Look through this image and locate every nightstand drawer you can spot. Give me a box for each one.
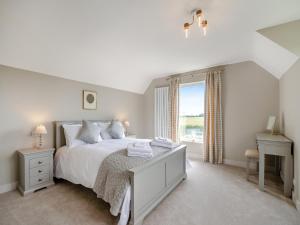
[30,174,49,187]
[29,156,50,168]
[30,165,49,177]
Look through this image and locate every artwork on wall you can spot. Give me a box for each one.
[83,90,97,110]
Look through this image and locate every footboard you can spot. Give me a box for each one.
[129,145,187,225]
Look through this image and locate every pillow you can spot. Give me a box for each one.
[78,120,102,144]
[98,121,113,140]
[110,120,125,139]
[92,122,103,142]
[63,124,85,148]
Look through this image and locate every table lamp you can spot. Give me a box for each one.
[34,124,47,148]
[123,120,130,136]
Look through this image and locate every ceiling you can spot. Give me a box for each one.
[0,0,300,94]
[258,20,300,57]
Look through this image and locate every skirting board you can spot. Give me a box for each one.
[0,182,17,194]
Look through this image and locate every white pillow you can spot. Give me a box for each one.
[63,124,85,148]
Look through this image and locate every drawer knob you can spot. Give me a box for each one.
[38,161,42,164]
[38,170,42,173]
[38,178,43,182]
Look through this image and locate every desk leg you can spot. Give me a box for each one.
[259,151,265,191]
[283,155,292,197]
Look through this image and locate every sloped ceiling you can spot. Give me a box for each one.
[0,0,299,94]
[250,32,298,79]
[258,20,300,57]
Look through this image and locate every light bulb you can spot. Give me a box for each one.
[201,20,208,36]
[184,23,190,39]
[198,16,202,27]
[203,27,207,36]
[196,10,203,27]
[185,28,189,38]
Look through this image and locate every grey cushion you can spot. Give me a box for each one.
[110,120,125,139]
[98,121,113,140]
[78,120,101,144]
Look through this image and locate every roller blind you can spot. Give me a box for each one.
[154,86,169,138]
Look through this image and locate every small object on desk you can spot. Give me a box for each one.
[17,147,55,196]
[266,115,276,134]
[256,133,293,197]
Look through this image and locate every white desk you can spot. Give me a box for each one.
[256,133,293,197]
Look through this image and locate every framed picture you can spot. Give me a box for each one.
[83,90,97,110]
[266,116,276,134]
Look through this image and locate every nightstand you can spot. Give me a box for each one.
[17,147,55,195]
[126,134,136,138]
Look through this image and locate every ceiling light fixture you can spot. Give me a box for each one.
[183,9,208,38]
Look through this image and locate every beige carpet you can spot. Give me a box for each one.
[1,160,300,225]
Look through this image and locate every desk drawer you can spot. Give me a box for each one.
[29,156,49,168]
[30,165,49,177]
[30,174,49,187]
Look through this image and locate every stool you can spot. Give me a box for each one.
[245,149,259,180]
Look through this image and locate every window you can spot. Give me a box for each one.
[179,81,205,143]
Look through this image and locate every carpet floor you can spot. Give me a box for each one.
[0,160,299,225]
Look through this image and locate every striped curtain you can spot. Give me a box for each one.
[154,86,169,138]
[170,77,180,142]
[204,71,224,164]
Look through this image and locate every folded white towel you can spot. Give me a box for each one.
[151,141,180,149]
[128,142,152,152]
[127,142,153,158]
[154,137,173,144]
[127,152,153,158]
[133,142,148,148]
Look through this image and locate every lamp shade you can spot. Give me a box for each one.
[34,124,47,135]
[123,120,130,128]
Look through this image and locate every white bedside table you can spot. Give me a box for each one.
[17,147,55,195]
[126,134,136,138]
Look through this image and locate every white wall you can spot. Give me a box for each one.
[0,65,144,190]
[279,59,300,209]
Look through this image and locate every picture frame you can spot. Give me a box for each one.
[83,90,97,110]
[266,115,276,134]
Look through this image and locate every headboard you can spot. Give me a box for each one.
[55,120,111,149]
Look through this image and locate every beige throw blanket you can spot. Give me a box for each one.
[93,147,168,216]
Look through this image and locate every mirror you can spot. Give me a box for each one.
[266,116,276,134]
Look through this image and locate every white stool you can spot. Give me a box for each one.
[245,149,259,180]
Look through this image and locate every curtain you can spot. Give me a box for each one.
[169,77,180,142]
[154,86,169,138]
[204,71,224,164]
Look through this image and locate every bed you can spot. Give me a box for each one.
[54,120,187,225]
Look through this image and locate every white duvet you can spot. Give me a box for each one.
[54,138,150,225]
[54,138,149,188]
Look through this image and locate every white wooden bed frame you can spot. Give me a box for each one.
[55,121,187,225]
